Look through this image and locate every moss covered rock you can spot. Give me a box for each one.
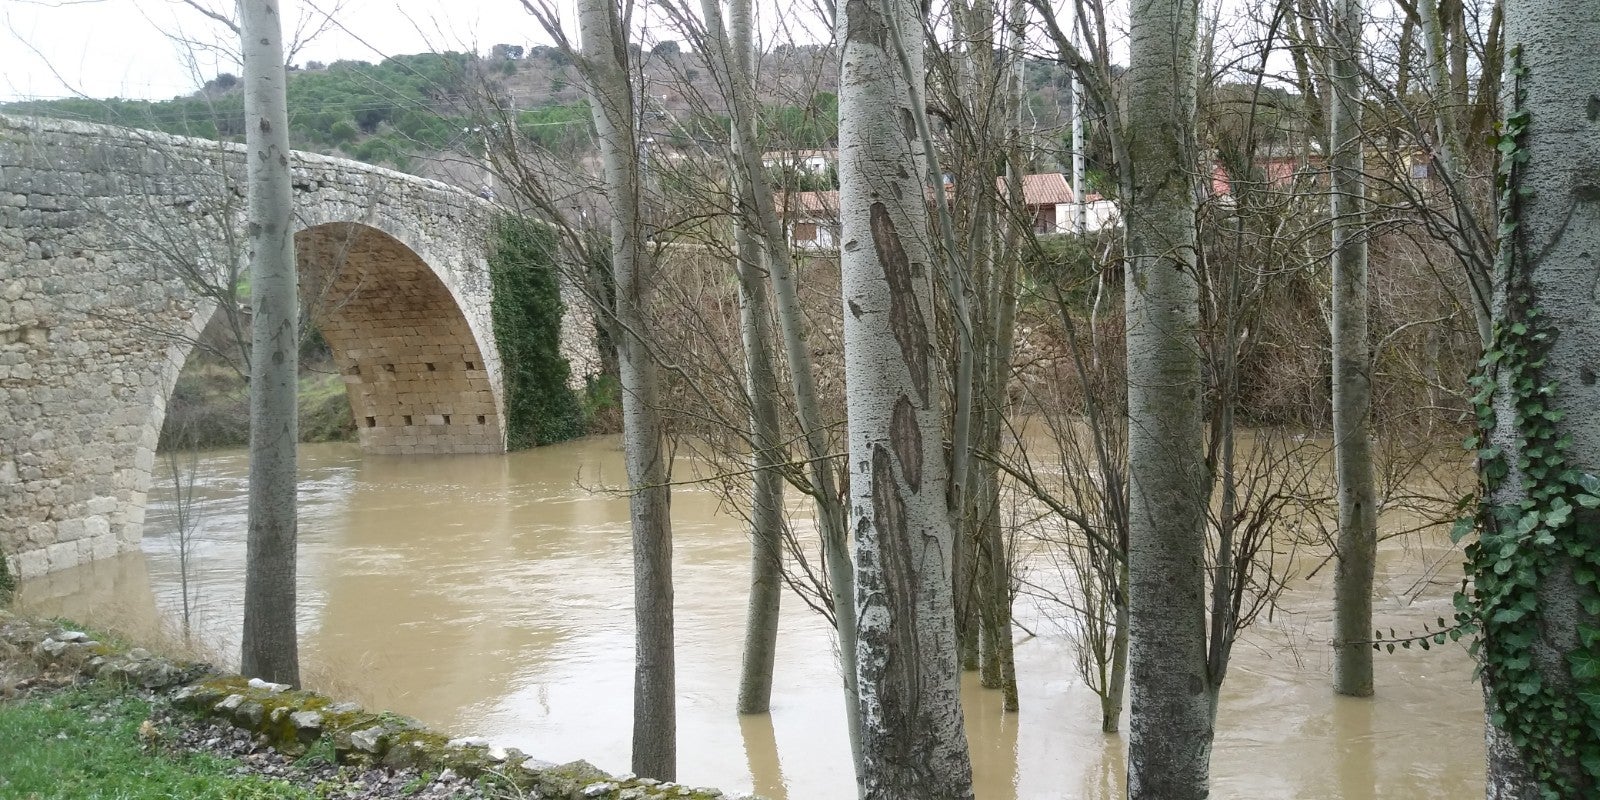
[2,613,747,800]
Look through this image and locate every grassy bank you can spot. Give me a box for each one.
[0,614,737,800]
[159,363,356,451]
[0,680,314,799]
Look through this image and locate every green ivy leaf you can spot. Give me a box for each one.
[1492,606,1527,625]
[1545,500,1572,528]
[1517,512,1541,536]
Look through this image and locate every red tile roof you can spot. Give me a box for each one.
[776,190,839,216]
[1010,172,1076,206]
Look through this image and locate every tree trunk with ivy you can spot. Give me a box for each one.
[238,0,301,688]
[1470,6,1600,798]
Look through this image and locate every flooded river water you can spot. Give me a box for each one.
[18,438,1485,798]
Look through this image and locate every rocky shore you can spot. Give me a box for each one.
[0,611,746,800]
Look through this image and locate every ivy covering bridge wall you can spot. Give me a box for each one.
[488,217,586,449]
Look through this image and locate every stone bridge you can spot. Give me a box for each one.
[1,114,591,579]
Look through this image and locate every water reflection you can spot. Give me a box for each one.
[741,712,789,800]
[1335,697,1377,800]
[19,438,1486,798]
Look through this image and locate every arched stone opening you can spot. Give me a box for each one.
[296,222,503,455]
[2,114,528,579]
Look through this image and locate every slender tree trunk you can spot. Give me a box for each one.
[764,198,863,776]
[1328,0,1376,699]
[1478,5,1600,796]
[1106,567,1129,733]
[735,214,786,714]
[721,0,785,717]
[577,0,676,778]
[949,0,981,679]
[839,0,974,792]
[976,478,1018,710]
[701,0,863,770]
[1418,0,1493,344]
[1123,0,1210,796]
[957,519,979,669]
[238,0,300,687]
[976,244,1020,711]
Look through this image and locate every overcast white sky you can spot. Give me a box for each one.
[0,0,573,102]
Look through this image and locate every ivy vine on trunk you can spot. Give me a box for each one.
[1457,38,1600,798]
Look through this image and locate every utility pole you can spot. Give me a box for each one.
[1069,13,1087,236]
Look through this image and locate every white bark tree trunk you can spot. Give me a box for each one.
[839,0,974,794]
[734,213,786,714]
[238,0,301,687]
[1418,0,1494,344]
[698,0,863,769]
[577,0,677,779]
[1123,0,1210,796]
[1328,0,1377,699]
[1479,3,1600,796]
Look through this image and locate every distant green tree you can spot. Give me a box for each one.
[763,92,837,148]
[518,102,593,155]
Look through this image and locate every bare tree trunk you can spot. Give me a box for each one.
[577,0,676,778]
[1477,4,1600,796]
[839,0,974,793]
[1418,0,1493,344]
[1328,0,1376,699]
[699,0,863,769]
[1107,566,1129,733]
[734,214,785,714]
[976,237,1020,711]
[1123,0,1210,796]
[238,0,300,687]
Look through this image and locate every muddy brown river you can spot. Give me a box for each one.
[18,438,1485,798]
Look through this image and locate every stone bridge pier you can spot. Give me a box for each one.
[1,115,594,579]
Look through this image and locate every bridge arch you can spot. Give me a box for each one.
[295,222,503,454]
[0,114,603,578]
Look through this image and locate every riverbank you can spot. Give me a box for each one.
[0,611,742,800]
[159,361,357,451]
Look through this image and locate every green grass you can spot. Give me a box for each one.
[0,681,315,799]
[160,364,355,451]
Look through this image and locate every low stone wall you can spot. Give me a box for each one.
[0,611,745,800]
